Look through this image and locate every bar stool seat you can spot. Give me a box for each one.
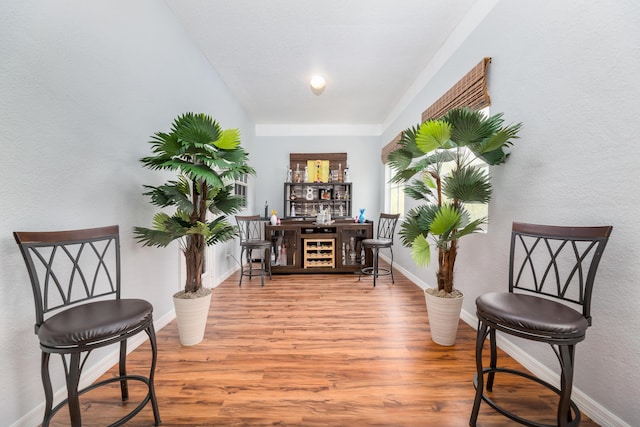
[470,222,612,427]
[236,215,272,286]
[38,299,153,348]
[359,213,399,287]
[14,225,161,427]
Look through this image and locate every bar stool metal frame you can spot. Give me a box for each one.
[470,222,612,427]
[359,213,400,287]
[13,225,161,427]
[236,215,272,286]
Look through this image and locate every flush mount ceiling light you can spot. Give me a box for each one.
[309,75,326,95]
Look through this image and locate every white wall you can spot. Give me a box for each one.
[381,1,640,425]
[0,1,252,425]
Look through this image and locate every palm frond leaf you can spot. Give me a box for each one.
[213,128,241,150]
[415,120,452,153]
[209,185,244,215]
[429,204,461,238]
[442,165,492,203]
[142,181,194,213]
[403,179,435,202]
[410,234,432,267]
[205,217,239,245]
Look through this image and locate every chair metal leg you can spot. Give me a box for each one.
[238,247,244,286]
[41,352,54,427]
[119,340,129,400]
[470,320,490,426]
[66,353,82,427]
[389,247,395,284]
[557,344,577,427]
[266,248,272,280]
[247,249,254,279]
[470,322,582,427]
[147,323,162,426]
[487,328,497,391]
[372,248,379,287]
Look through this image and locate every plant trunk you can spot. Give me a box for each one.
[184,234,205,293]
[436,240,457,294]
[183,178,208,294]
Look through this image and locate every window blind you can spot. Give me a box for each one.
[380,57,492,164]
[380,131,403,164]
[421,57,492,122]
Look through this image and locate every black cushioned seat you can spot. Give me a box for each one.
[470,222,612,427]
[476,292,589,339]
[38,299,153,348]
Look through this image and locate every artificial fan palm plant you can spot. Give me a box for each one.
[134,112,255,296]
[388,107,522,296]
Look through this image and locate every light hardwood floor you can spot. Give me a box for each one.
[50,264,599,426]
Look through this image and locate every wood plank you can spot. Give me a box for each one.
[48,265,599,426]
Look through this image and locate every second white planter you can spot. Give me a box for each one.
[173,290,212,346]
[424,289,464,346]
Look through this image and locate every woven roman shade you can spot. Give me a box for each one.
[380,131,403,164]
[380,57,492,164]
[421,57,492,122]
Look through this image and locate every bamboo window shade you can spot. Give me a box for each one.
[380,57,492,164]
[380,131,403,164]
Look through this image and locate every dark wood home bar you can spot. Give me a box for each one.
[265,152,374,274]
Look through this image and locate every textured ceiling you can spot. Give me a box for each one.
[165,0,478,126]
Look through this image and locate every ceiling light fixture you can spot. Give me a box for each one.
[309,75,326,95]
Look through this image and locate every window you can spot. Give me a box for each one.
[385,164,404,216]
[234,174,248,208]
[381,58,492,220]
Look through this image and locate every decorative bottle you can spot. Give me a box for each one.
[349,237,356,264]
[294,164,301,183]
[349,246,357,264]
[358,208,366,224]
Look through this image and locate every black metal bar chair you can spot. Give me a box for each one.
[359,213,400,287]
[13,225,161,427]
[470,222,612,427]
[236,215,272,286]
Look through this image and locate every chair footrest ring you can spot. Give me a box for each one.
[48,375,159,427]
[360,266,392,277]
[240,268,269,277]
[472,367,580,427]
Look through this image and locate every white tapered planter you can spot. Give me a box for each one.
[173,290,212,346]
[424,289,464,346]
